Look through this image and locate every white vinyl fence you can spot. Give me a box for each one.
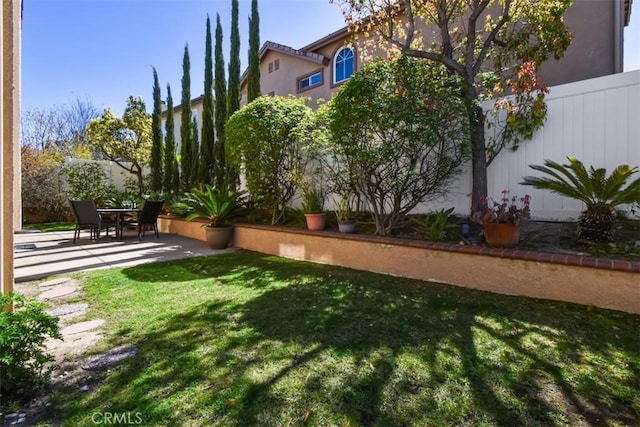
[418,70,640,221]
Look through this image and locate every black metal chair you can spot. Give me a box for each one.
[120,200,164,239]
[69,199,116,243]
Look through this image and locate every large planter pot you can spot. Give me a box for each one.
[484,222,520,248]
[304,213,326,231]
[337,220,357,234]
[205,226,233,249]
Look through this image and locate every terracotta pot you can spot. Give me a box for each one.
[337,220,357,234]
[205,226,233,249]
[304,213,326,231]
[483,222,520,248]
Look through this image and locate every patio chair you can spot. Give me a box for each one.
[69,199,116,243]
[120,200,164,239]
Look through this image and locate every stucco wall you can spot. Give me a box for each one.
[157,218,640,314]
[539,0,619,87]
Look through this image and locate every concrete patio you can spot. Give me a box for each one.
[14,228,237,283]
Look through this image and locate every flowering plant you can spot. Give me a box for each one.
[471,189,531,225]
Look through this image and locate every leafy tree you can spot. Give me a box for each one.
[333,0,572,213]
[20,146,68,223]
[226,96,314,224]
[62,161,117,207]
[227,0,241,118]
[180,45,195,192]
[163,84,179,195]
[325,56,470,235]
[214,14,228,191]
[150,67,164,193]
[87,96,152,195]
[522,157,640,243]
[199,16,216,186]
[247,0,261,102]
[21,98,99,156]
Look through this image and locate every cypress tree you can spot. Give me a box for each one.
[150,67,163,193]
[228,0,240,118]
[199,15,215,185]
[190,115,200,186]
[214,14,227,191]
[180,44,194,192]
[227,0,242,191]
[247,0,261,102]
[163,84,179,195]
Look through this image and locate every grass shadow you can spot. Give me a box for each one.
[44,251,639,425]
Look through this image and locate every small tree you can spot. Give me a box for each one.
[333,0,572,213]
[150,67,164,193]
[21,98,100,156]
[63,161,117,207]
[20,146,67,222]
[226,96,314,224]
[87,96,152,195]
[325,56,470,235]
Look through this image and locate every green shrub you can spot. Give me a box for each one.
[63,162,117,206]
[0,293,62,400]
[412,208,456,241]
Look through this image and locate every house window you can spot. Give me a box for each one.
[274,59,279,71]
[268,62,273,73]
[334,47,354,84]
[297,70,322,92]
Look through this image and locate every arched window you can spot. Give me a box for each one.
[333,47,354,84]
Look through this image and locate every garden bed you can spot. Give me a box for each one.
[158,216,640,314]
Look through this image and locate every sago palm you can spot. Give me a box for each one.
[521,157,640,242]
[181,184,246,227]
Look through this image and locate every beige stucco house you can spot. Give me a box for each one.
[238,0,632,108]
[165,0,632,149]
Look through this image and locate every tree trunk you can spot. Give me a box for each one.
[466,92,488,215]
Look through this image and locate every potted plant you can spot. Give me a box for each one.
[301,182,326,231]
[334,192,356,233]
[471,189,531,248]
[180,184,246,249]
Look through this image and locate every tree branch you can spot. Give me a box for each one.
[473,0,513,76]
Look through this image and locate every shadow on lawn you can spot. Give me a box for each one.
[233,275,639,425]
[58,253,639,425]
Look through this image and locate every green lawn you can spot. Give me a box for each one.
[22,222,75,232]
[45,251,639,426]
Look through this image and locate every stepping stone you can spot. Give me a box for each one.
[46,303,89,317]
[39,277,72,288]
[61,319,105,336]
[81,345,138,371]
[14,243,37,250]
[38,285,77,299]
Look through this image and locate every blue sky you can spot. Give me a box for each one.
[22,0,640,117]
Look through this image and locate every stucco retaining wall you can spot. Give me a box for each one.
[157,217,640,314]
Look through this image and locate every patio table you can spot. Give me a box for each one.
[97,208,142,240]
